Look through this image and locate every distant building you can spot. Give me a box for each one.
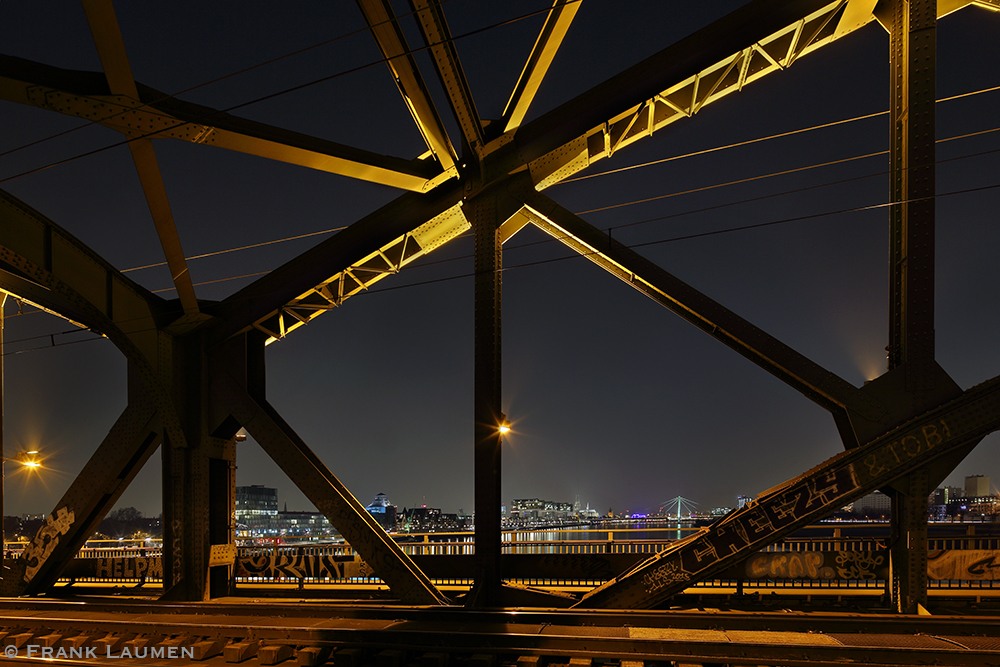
[234,485,336,539]
[736,495,752,509]
[966,475,991,498]
[234,486,278,536]
[401,506,469,532]
[510,498,573,522]
[365,492,397,531]
[852,491,891,517]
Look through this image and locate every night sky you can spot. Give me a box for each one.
[1,1,999,520]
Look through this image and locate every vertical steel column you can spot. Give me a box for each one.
[161,333,237,601]
[470,197,503,607]
[884,0,936,613]
[887,0,936,378]
[890,469,930,612]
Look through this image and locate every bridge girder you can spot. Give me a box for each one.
[0,0,997,608]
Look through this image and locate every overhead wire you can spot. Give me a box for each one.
[126,120,1000,282]
[0,0,471,160]
[0,0,579,185]
[555,84,1000,186]
[7,173,1000,357]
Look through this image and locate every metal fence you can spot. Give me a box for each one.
[27,524,1000,589]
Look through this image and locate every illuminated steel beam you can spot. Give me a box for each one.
[499,0,861,189]
[81,0,200,318]
[501,0,582,134]
[576,374,1000,608]
[208,185,465,345]
[217,364,449,606]
[503,0,995,189]
[356,0,458,173]
[0,56,446,193]
[411,0,485,153]
[3,378,161,595]
[517,191,887,434]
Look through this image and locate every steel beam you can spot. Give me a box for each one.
[501,0,582,134]
[517,191,886,438]
[467,196,504,608]
[207,185,464,345]
[1,371,161,595]
[491,0,863,189]
[0,56,447,193]
[356,0,458,173]
[576,373,1000,608]
[81,0,200,319]
[879,0,938,382]
[216,346,448,606]
[410,0,485,153]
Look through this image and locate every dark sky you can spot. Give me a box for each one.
[2,1,999,519]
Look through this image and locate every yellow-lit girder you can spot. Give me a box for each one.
[527,0,859,189]
[502,0,582,134]
[0,58,450,193]
[521,0,998,190]
[251,204,469,344]
[356,0,459,174]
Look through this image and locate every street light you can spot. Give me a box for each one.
[1,450,44,555]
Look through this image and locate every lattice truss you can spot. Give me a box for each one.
[1,0,999,607]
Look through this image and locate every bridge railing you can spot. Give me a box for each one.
[33,524,1000,588]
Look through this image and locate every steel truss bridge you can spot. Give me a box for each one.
[1,0,1000,619]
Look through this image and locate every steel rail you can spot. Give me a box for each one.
[0,602,997,666]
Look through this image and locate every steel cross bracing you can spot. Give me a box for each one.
[0,0,998,608]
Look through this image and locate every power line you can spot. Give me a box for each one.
[0,0,472,161]
[1,1,577,185]
[555,84,1000,186]
[9,177,999,357]
[134,123,1000,288]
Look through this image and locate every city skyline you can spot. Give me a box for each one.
[2,2,999,523]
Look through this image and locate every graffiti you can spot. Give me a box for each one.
[673,466,859,579]
[928,550,1000,580]
[23,507,75,582]
[642,560,687,594]
[834,552,885,580]
[236,553,369,580]
[968,555,1000,577]
[170,519,183,587]
[859,419,951,482]
[93,557,163,580]
[747,552,832,579]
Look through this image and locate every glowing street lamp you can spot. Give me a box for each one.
[0,450,44,552]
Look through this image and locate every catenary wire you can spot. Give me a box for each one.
[0,1,579,185]
[555,84,1000,185]
[7,177,1000,357]
[0,0,469,160]
[121,121,1000,275]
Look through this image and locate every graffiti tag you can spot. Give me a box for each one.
[23,507,75,582]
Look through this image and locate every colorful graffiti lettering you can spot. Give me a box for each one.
[834,551,885,580]
[23,507,75,582]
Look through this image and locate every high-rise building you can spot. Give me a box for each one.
[966,475,991,498]
[365,492,397,531]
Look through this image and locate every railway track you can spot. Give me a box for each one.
[0,598,998,666]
